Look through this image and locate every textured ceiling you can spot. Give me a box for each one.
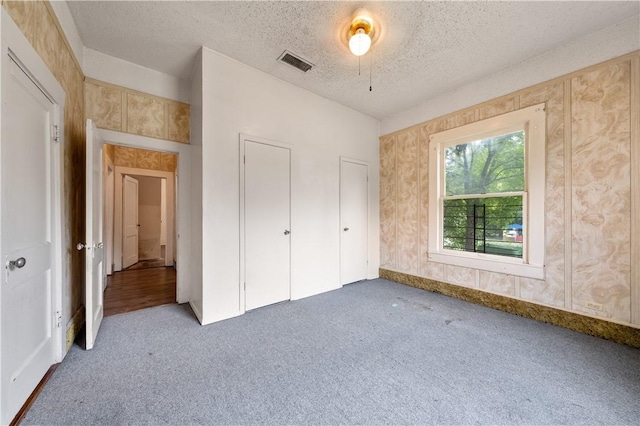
[67,1,639,119]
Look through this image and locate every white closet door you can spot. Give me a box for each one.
[244,140,291,311]
[340,159,368,285]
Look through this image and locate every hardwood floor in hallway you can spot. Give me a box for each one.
[104,267,176,317]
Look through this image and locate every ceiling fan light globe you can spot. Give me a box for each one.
[349,31,371,56]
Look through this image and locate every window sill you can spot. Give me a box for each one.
[428,252,545,280]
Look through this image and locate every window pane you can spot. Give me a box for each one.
[443,196,523,259]
[445,130,525,196]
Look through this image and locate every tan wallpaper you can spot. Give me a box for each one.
[380,52,640,328]
[85,78,190,144]
[396,128,419,274]
[110,145,177,173]
[4,0,86,326]
[570,63,631,322]
[380,135,397,269]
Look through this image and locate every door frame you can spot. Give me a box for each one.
[104,160,115,277]
[115,169,173,269]
[0,9,66,419]
[99,130,191,304]
[239,134,292,314]
[339,157,369,286]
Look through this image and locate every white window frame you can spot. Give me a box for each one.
[428,103,546,279]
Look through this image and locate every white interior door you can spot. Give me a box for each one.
[244,140,291,311]
[0,56,58,424]
[84,120,104,350]
[122,175,139,269]
[340,159,368,285]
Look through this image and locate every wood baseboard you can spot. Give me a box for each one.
[380,268,640,348]
[9,364,58,426]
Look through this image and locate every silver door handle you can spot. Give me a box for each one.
[8,257,26,269]
[344,227,349,231]
[284,230,290,235]
[77,243,91,250]
[95,242,104,249]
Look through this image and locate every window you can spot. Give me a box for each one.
[428,104,546,279]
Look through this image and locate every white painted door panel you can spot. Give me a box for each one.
[1,57,56,424]
[244,141,291,311]
[84,120,104,350]
[340,160,368,285]
[122,175,139,269]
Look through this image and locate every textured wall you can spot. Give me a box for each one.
[110,145,177,173]
[85,78,190,144]
[380,53,639,328]
[4,0,86,329]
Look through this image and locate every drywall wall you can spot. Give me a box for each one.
[381,15,640,135]
[379,52,639,329]
[84,47,190,103]
[189,49,203,321]
[196,47,380,324]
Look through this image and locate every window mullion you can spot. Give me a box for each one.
[443,191,524,201]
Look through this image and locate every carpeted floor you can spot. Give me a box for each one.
[23,279,640,425]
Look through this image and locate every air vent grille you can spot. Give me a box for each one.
[278,50,314,73]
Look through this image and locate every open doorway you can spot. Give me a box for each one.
[102,143,178,316]
[123,174,168,271]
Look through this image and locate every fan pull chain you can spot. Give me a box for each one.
[369,52,372,91]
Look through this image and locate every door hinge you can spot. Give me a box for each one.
[56,311,62,328]
[52,125,60,143]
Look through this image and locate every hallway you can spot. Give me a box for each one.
[104,267,176,316]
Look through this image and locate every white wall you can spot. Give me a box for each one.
[83,48,191,103]
[381,14,640,135]
[189,49,204,321]
[197,47,380,325]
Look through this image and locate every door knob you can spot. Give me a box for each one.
[8,257,26,269]
[284,230,290,236]
[95,242,104,249]
[77,243,91,250]
[344,227,349,231]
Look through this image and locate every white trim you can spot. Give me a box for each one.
[239,133,292,314]
[99,130,191,304]
[428,104,546,279]
[114,166,175,270]
[104,158,115,276]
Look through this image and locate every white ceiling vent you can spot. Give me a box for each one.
[277,50,314,73]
